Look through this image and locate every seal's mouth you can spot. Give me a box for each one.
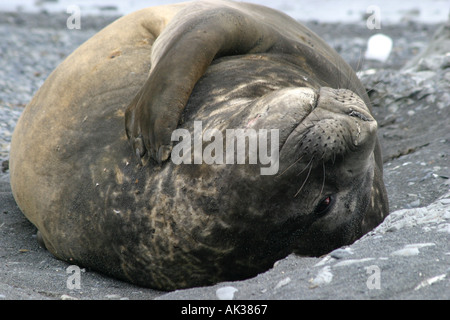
[278,87,377,169]
[283,87,374,141]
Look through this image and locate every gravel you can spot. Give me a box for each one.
[0,10,448,300]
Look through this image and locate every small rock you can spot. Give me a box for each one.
[409,199,421,208]
[414,274,446,291]
[314,255,335,267]
[391,247,420,256]
[405,243,436,249]
[365,34,393,62]
[274,277,291,290]
[334,258,375,267]
[329,247,354,259]
[391,243,435,256]
[216,286,238,300]
[310,266,333,286]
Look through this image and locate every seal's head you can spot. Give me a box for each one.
[226,85,388,257]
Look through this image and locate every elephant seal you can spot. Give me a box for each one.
[10,0,389,290]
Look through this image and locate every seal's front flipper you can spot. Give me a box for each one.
[124,1,281,164]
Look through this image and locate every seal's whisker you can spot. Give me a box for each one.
[319,161,326,197]
[277,126,313,177]
[354,48,364,74]
[294,156,314,198]
[296,155,315,177]
[346,49,365,90]
[319,149,327,163]
[278,154,305,177]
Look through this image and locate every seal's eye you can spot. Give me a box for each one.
[315,195,334,217]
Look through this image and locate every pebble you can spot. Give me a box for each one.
[215,286,238,300]
[274,277,291,290]
[409,199,421,208]
[414,274,447,291]
[334,258,375,267]
[310,266,333,286]
[105,294,122,299]
[391,247,420,256]
[329,247,354,259]
[314,255,335,267]
[391,243,436,256]
[364,33,393,62]
[60,294,78,300]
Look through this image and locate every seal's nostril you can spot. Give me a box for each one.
[348,109,371,121]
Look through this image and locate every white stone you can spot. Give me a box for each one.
[365,34,393,62]
[216,286,238,300]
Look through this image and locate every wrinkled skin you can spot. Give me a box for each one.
[10,0,389,290]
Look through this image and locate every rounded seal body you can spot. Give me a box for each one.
[10,1,388,290]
